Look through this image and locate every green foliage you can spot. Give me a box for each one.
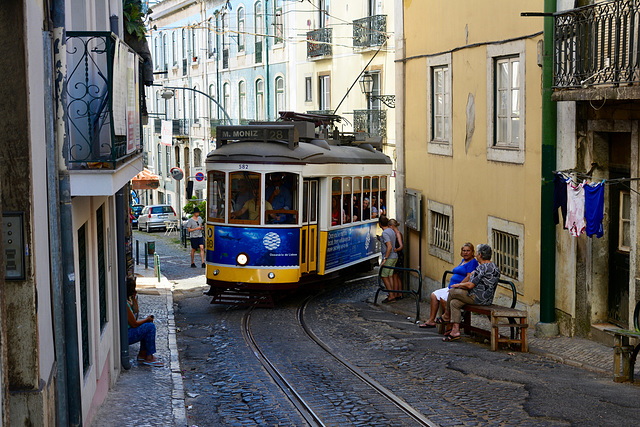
[123,0,147,41]
[183,197,207,217]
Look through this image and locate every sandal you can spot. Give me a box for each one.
[419,322,436,328]
[443,335,461,342]
[142,359,164,367]
[435,317,449,324]
[381,297,396,304]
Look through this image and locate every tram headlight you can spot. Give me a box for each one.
[268,272,275,279]
[213,269,219,276]
[236,253,249,266]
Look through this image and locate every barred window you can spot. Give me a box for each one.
[431,211,451,252]
[492,229,519,279]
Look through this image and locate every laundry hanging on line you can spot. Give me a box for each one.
[553,172,605,238]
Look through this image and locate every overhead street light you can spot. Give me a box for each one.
[154,85,233,123]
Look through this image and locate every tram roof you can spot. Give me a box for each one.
[205,139,392,165]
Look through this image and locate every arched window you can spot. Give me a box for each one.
[172,31,177,65]
[254,2,263,63]
[191,28,197,60]
[162,34,168,70]
[237,7,245,51]
[182,29,187,60]
[275,76,285,116]
[194,148,202,168]
[223,83,230,124]
[239,81,247,121]
[255,78,264,121]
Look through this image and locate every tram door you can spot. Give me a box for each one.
[301,179,319,274]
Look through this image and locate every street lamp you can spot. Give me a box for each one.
[358,73,396,108]
[156,85,233,123]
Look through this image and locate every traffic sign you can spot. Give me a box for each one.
[195,172,205,182]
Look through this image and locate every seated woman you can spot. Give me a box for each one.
[441,243,501,341]
[127,277,163,367]
[419,243,478,328]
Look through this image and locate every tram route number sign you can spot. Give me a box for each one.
[217,125,299,149]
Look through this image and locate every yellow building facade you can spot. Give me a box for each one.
[401,0,544,322]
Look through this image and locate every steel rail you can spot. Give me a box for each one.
[297,296,438,427]
[241,309,325,427]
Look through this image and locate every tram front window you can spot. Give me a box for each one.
[207,171,226,222]
[266,172,298,224]
[229,172,261,224]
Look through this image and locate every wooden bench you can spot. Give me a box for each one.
[605,328,640,382]
[440,270,528,352]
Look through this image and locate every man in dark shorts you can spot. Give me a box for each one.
[186,207,205,268]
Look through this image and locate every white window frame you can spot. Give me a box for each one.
[487,216,524,290]
[305,76,313,103]
[619,190,631,252]
[486,40,526,164]
[319,74,330,111]
[427,52,452,156]
[427,199,454,263]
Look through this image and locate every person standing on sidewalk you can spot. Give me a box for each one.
[187,207,205,268]
[379,215,399,302]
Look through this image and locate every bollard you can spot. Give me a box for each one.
[147,240,155,255]
[144,242,148,269]
[136,239,139,265]
[154,253,161,282]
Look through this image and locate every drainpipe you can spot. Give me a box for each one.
[265,0,270,120]
[538,0,559,336]
[52,0,83,424]
[116,188,131,370]
[44,29,69,427]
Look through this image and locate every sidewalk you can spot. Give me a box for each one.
[90,264,197,427]
[375,292,637,378]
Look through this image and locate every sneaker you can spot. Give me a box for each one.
[191,263,196,268]
[201,263,206,268]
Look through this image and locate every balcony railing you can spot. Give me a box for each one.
[307,28,332,58]
[554,0,640,88]
[172,119,191,137]
[353,15,387,48]
[65,32,142,169]
[353,109,387,140]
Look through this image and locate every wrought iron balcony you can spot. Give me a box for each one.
[353,15,387,48]
[65,32,142,169]
[554,0,640,89]
[307,28,332,58]
[353,109,387,140]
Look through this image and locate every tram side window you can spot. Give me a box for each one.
[372,176,379,219]
[229,172,261,224]
[379,176,387,217]
[363,177,371,221]
[207,171,226,222]
[353,177,362,222]
[343,177,352,224]
[266,172,298,224]
[331,177,342,226]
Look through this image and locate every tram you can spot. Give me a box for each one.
[204,112,392,305]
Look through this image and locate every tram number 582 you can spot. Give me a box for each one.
[238,164,249,170]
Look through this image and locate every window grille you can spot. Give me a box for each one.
[492,229,519,279]
[430,211,451,252]
[78,223,90,375]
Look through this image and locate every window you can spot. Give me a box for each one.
[305,77,312,102]
[495,56,520,147]
[319,0,329,28]
[162,34,168,70]
[208,26,215,58]
[266,172,298,224]
[428,200,453,263]
[191,28,198,60]
[154,36,159,69]
[353,177,362,222]
[237,7,245,51]
[619,191,631,251]
[239,80,247,121]
[371,176,379,219]
[256,78,265,120]
[275,76,285,116]
[274,3,283,44]
[209,84,216,118]
[182,29,188,60]
[208,170,226,222]
[194,148,202,168]
[319,75,330,111]
[379,176,387,217]
[172,31,177,65]
[193,85,199,121]
[343,178,352,224]
[166,147,171,177]
[97,204,107,331]
[331,177,342,226]
[157,143,162,173]
[487,40,525,163]
[78,223,90,375]
[363,177,371,220]
[427,53,452,156]
[223,83,230,122]
[488,216,525,286]
[255,1,263,63]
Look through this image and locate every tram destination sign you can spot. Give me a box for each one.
[216,125,299,150]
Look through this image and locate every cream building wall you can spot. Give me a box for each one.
[402,0,544,320]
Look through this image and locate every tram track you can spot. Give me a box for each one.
[241,276,438,427]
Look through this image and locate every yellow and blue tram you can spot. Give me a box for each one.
[204,113,392,303]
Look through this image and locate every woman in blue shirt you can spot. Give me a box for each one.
[419,243,478,328]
